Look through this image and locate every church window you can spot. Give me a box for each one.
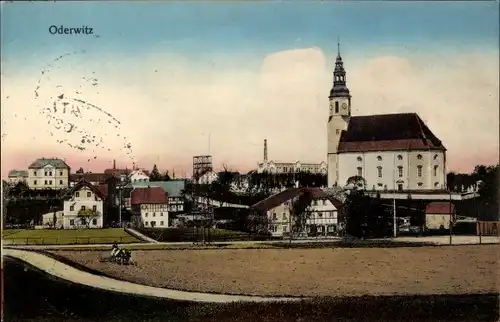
[398,166,403,177]
[397,155,403,161]
[433,165,438,176]
[417,165,423,177]
[377,166,383,178]
[377,156,382,161]
[357,167,362,177]
[357,157,362,162]
[417,154,423,160]
[335,101,339,113]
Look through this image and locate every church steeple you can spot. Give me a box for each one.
[329,40,351,100]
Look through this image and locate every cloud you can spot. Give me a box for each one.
[1,47,498,177]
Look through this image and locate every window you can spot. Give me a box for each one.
[34,171,37,176]
[434,182,439,188]
[87,192,91,197]
[70,219,74,226]
[357,157,362,162]
[397,155,403,161]
[322,199,326,205]
[433,165,438,176]
[417,154,423,160]
[160,221,164,226]
[92,205,97,212]
[417,165,423,177]
[377,156,382,161]
[60,171,63,176]
[417,182,423,187]
[335,101,339,113]
[153,213,156,217]
[44,180,48,185]
[357,167,362,177]
[34,180,37,185]
[398,166,403,178]
[145,213,148,217]
[377,166,383,178]
[433,154,438,160]
[336,129,340,135]
[44,172,48,176]
[272,213,277,220]
[282,213,287,220]
[59,180,63,184]
[76,192,80,197]
[377,183,383,187]
[81,206,86,211]
[145,221,148,226]
[397,183,403,191]
[313,200,317,206]
[81,218,87,225]
[282,225,288,232]
[160,212,163,216]
[49,172,52,176]
[49,180,52,185]
[70,206,74,211]
[270,225,277,233]
[318,212,323,218]
[92,218,97,225]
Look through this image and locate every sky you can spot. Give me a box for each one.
[1,1,499,178]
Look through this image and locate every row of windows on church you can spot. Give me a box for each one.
[356,165,440,178]
[334,75,345,82]
[356,154,439,162]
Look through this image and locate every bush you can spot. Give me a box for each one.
[137,227,271,242]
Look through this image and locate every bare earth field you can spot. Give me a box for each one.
[50,245,499,297]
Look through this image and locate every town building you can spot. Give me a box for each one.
[60,180,106,229]
[8,170,28,184]
[252,187,343,237]
[125,180,185,215]
[425,201,456,231]
[257,139,327,174]
[130,186,169,228]
[326,45,447,192]
[129,168,150,183]
[27,158,70,190]
[69,172,108,187]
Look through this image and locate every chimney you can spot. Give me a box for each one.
[264,139,268,162]
[113,159,116,170]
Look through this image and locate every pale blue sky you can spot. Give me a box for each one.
[2,1,498,70]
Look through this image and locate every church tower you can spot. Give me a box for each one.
[327,42,351,187]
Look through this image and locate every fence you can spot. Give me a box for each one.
[3,235,136,246]
[477,221,500,236]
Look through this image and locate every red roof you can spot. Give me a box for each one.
[338,113,446,153]
[252,188,343,212]
[104,168,129,176]
[426,202,455,214]
[96,184,108,199]
[131,187,167,205]
[70,173,108,183]
[62,180,106,201]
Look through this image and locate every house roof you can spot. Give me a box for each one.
[70,173,108,183]
[104,168,129,176]
[426,201,456,214]
[338,113,446,153]
[96,184,108,198]
[61,179,106,201]
[130,180,185,197]
[28,158,70,169]
[252,187,343,212]
[131,187,168,205]
[8,170,28,177]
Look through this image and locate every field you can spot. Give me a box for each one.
[50,244,499,297]
[2,228,139,245]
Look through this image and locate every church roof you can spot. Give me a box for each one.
[338,113,446,153]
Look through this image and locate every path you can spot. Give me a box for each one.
[3,249,301,303]
[124,227,159,243]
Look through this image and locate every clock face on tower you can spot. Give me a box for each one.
[341,103,347,109]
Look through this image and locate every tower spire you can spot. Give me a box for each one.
[337,36,340,57]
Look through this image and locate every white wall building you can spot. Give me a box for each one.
[131,186,169,228]
[198,170,218,185]
[252,187,343,237]
[129,169,150,183]
[61,181,105,229]
[8,170,28,184]
[326,46,447,191]
[27,158,70,190]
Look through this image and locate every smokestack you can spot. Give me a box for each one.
[113,159,116,170]
[264,139,268,162]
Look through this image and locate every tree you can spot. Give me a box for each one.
[76,167,84,174]
[149,164,162,181]
[77,208,100,228]
[289,189,314,237]
[346,176,366,190]
[162,170,171,181]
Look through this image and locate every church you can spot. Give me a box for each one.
[327,46,447,192]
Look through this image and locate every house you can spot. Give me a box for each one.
[257,140,327,175]
[8,170,28,184]
[27,158,70,190]
[60,180,106,229]
[126,180,186,215]
[425,201,456,231]
[129,168,150,183]
[131,186,169,228]
[326,49,447,191]
[69,172,108,187]
[252,187,343,237]
[42,210,64,228]
[198,170,218,185]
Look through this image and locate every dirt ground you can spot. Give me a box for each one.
[50,245,499,297]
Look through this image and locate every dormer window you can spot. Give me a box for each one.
[357,157,362,162]
[377,156,382,161]
[397,155,403,161]
[417,154,423,160]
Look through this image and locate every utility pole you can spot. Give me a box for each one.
[118,186,122,227]
[449,190,452,245]
[393,154,397,238]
